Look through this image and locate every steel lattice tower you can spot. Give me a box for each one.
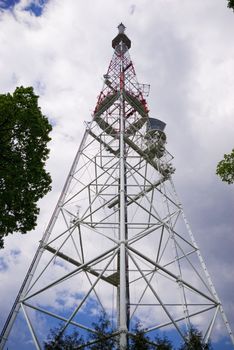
[1,24,233,350]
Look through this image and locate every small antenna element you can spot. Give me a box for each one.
[118,23,126,34]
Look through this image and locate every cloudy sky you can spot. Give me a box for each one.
[0,0,234,349]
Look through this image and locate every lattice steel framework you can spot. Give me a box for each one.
[1,24,233,350]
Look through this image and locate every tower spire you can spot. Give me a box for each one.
[112,23,131,50]
[118,22,126,33]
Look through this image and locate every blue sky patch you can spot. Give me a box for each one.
[0,0,49,16]
[10,249,21,257]
[0,256,8,271]
[0,0,20,9]
[25,0,49,17]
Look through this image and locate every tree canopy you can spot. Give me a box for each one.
[129,322,152,350]
[44,317,211,350]
[88,311,116,350]
[216,149,234,184]
[179,327,212,350]
[227,0,234,11]
[129,322,173,350]
[44,326,84,349]
[0,86,52,248]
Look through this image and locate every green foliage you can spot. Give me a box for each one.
[227,0,234,11]
[129,322,152,350]
[155,335,173,350]
[88,311,116,349]
[0,86,52,248]
[179,327,212,350]
[44,318,212,350]
[129,322,173,350]
[44,326,84,349]
[216,149,234,184]
[44,312,116,350]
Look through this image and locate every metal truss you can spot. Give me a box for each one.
[1,24,233,350]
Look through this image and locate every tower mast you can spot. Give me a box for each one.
[117,23,129,349]
[1,24,233,350]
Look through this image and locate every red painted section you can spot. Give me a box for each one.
[120,72,124,90]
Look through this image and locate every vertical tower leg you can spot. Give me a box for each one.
[119,87,128,349]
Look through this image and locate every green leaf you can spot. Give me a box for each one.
[216,149,234,184]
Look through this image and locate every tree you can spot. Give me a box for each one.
[44,325,84,349]
[179,327,212,350]
[155,335,173,350]
[43,313,116,349]
[216,149,234,184]
[129,322,152,350]
[129,322,173,350]
[227,0,234,11]
[88,311,117,349]
[0,86,52,248]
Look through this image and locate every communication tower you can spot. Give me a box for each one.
[1,24,233,349]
